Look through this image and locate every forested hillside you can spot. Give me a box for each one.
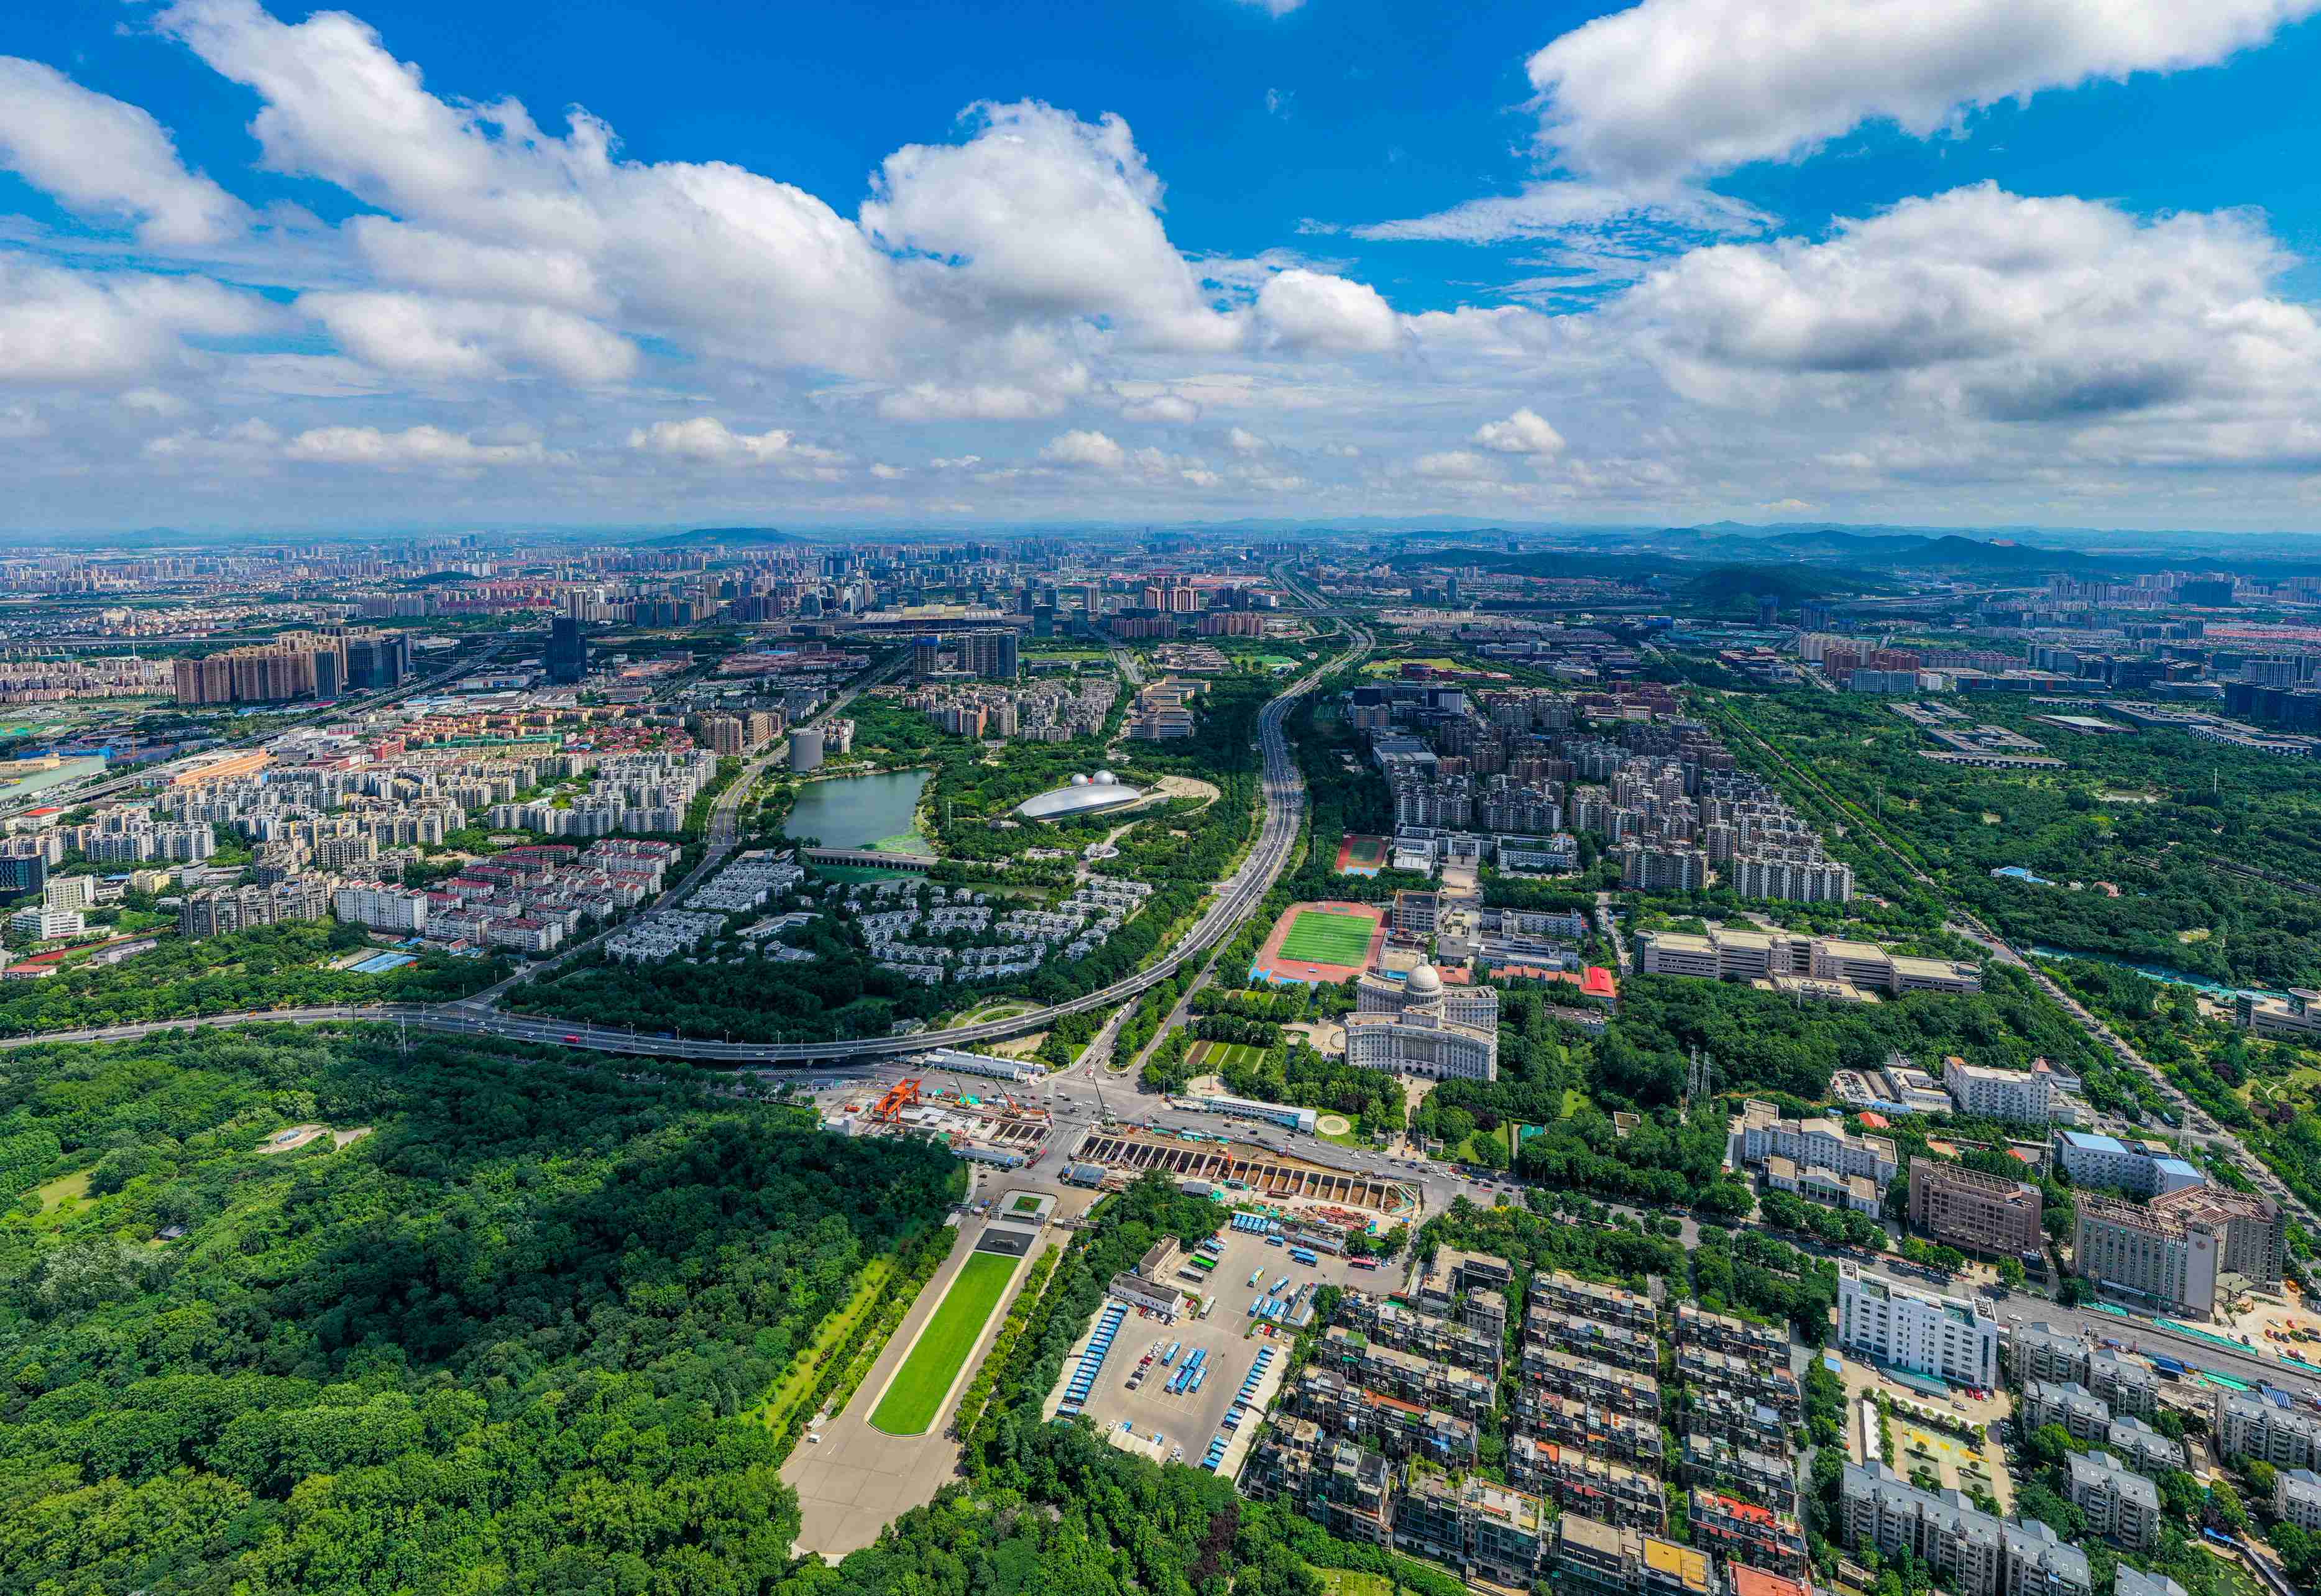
[0,1027,959,1595]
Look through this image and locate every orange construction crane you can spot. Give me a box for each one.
[871,1077,921,1122]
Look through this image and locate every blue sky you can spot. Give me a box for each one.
[6,0,2321,531]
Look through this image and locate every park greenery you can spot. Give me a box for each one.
[1715,687,2321,988]
[513,671,1268,1043]
[0,1025,962,1594]
[0,920,499,1037]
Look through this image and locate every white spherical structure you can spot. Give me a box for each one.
[1407,964,1443,997]
[1070,773,1090,786]
[1095,769,1118,784]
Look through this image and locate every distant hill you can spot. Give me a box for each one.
[650,526,812,548]
[1676,562,1891,608]
[1761,530,2105,571]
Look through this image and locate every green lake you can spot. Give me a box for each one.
[783,768,933,854]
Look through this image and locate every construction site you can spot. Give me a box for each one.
[1066,1126,1420,1221]
[830,1076,1056,1168]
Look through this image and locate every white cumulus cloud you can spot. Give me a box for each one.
[627,416,822,465]
[0,57,249,245]
[1039,428,1128,469]
[0,260,275,382]
[1526,0,2321,185]
[1474,408,1566,456]
[284,424,549,467]
[1254,268,1401,354]
[1413,449,1496,480]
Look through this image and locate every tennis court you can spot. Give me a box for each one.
[1336,835,1389,877]
[1279,909,1378,966]
[869,1250,1019,1436]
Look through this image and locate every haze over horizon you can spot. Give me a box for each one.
[9,0,2321,533]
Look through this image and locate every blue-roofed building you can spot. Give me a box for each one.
[2052,1130,2207,1198]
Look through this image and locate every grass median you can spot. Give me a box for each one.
[868,1249,1019,1436]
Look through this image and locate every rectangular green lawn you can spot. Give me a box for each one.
[1277,909,1376,966]
[869,1250,1018,1434]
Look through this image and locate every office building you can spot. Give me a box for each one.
[1908,1161,2044,1260]
[341,628,411,690]
[1732,1099,1899,1187]
[2234,988,2321,1043]
[1344,964,1499,1081]
[1943,1058,2079,1125]
[1836,1264,2000,1389]
[2051,1130,2205,1198]
[546,616,589,684]
[960,631,1019,681]
[9,904,83,942]
[2072,1187,2284,1316]
[1636,927,1978,995]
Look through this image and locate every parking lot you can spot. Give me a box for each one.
[1043,1221,1382,1469]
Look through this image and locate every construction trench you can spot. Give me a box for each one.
[1070,1129,1418,1216]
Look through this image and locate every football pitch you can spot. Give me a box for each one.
[868,1250,1018,1435]
[1277,909,1377,966]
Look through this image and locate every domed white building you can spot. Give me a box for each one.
[1346,965,1499,1081]
[1017,769,1143,821]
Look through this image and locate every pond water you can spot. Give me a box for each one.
[782,768,933,854]
[2028,943,2284,1003]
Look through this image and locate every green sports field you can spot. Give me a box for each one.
[1192,1040,1269,1073]
[869,1250,1018,1435]
[1277,908,1377,966]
